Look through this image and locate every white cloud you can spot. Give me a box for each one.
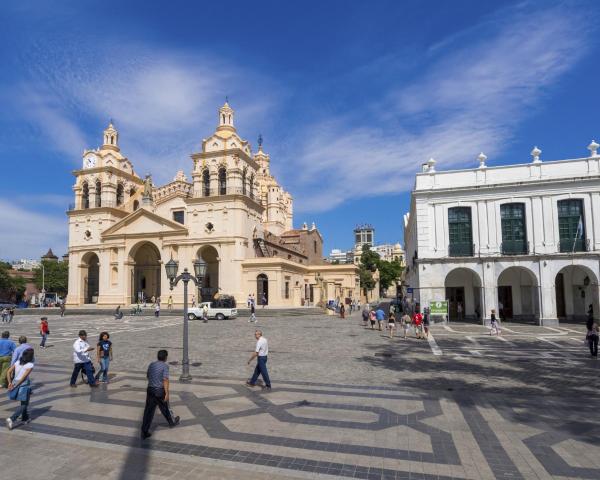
[287,4,592,212]
[14,46,282,184]
[0,199,67,260]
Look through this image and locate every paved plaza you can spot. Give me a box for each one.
[1,308,599,480]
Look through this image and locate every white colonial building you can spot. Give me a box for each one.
[65,102,359,308]
[404,144,600,325]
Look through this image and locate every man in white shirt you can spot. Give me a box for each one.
[246,330,271,389]
[70,330,98,388]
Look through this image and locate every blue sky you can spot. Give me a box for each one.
[1,0,599,260]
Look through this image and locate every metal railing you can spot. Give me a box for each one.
[448,242,474,257]
[501,240,529,255]
[559,237,590,253]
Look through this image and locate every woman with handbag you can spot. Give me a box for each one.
[5,348,34,430]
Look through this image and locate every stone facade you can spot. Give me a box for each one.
[66,103,359,307]
[404,145,600,325]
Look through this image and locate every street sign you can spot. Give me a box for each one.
[406,288,414,293]
[429,300,448,315]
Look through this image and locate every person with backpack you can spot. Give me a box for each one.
[401,312,411,339]
[361,307,369,327]
[69,330,97,388]
[5,347,34,430]
[39,317,49,349]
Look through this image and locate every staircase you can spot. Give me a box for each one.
[255,238,270,257]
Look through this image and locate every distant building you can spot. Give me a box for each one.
[354,224,374,249]
[11,259,41,270]
[328,248,349,264]
[373,243,405,263]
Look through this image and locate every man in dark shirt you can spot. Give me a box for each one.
[141,349,179,439]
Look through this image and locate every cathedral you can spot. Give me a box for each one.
[66,102,359,307]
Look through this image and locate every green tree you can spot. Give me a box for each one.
[377,259,404,291]
[33,260,69,295]
[0,262,27,300]
[358,244,379,296]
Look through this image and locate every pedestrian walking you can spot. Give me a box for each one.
[423,308,430,339]
[69,330,97,388]
[1,308,8,323]
[39,317,49,348]
[586,304,594,333]
[191,295,196,308]
[246,330,271,389]
[247,294,252,308]
[0,331,16,388]
[369,310,376,329]
[167,296,173,312]
[490,309,501,335]
[8,307,15,322]
[261,293,267,308]
[59,302,66,317]
[388,312,396,338]
[340,303,345,319]
[248,301,256,323]
[202,302,209,323]
[5,347,34,430]
[11,337,31,366]
[375,307,385,331]
[361,307,369,327]
[141,349,179,439]
[401,312,411,339]
[154,303,160,318]
[95,332,113,383]
[413,310,424,339]
[587,323,598,358]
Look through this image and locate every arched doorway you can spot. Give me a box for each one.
[130,242,161,303]
[497,267,539,324]
[82,252,100,304]
[257,274,268,305]
[445,268,482,322]
[555,265,599,323]
[198,246,219,301]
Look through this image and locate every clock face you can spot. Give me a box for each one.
[84,155,97,169]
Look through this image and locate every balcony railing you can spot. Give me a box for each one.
[559,237,590,253]
[448,242,474,257]
[501,240,529,255]
[69,200,121,211]
[199,187,256,200]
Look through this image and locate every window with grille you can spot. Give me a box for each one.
[448,207,472,256]
[500,203,526,254]
[558,199,585,252]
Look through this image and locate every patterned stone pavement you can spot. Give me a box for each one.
[0,310,599,479]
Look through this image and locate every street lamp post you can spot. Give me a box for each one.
[164,258,207,383]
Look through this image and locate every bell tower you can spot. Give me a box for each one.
[216,100,235,133]
[102,121,120,152]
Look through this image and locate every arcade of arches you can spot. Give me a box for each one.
[424,262,600,325]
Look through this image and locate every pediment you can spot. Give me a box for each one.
[101,207,187,239]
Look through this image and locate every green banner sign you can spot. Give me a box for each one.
[429,301,448,315]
